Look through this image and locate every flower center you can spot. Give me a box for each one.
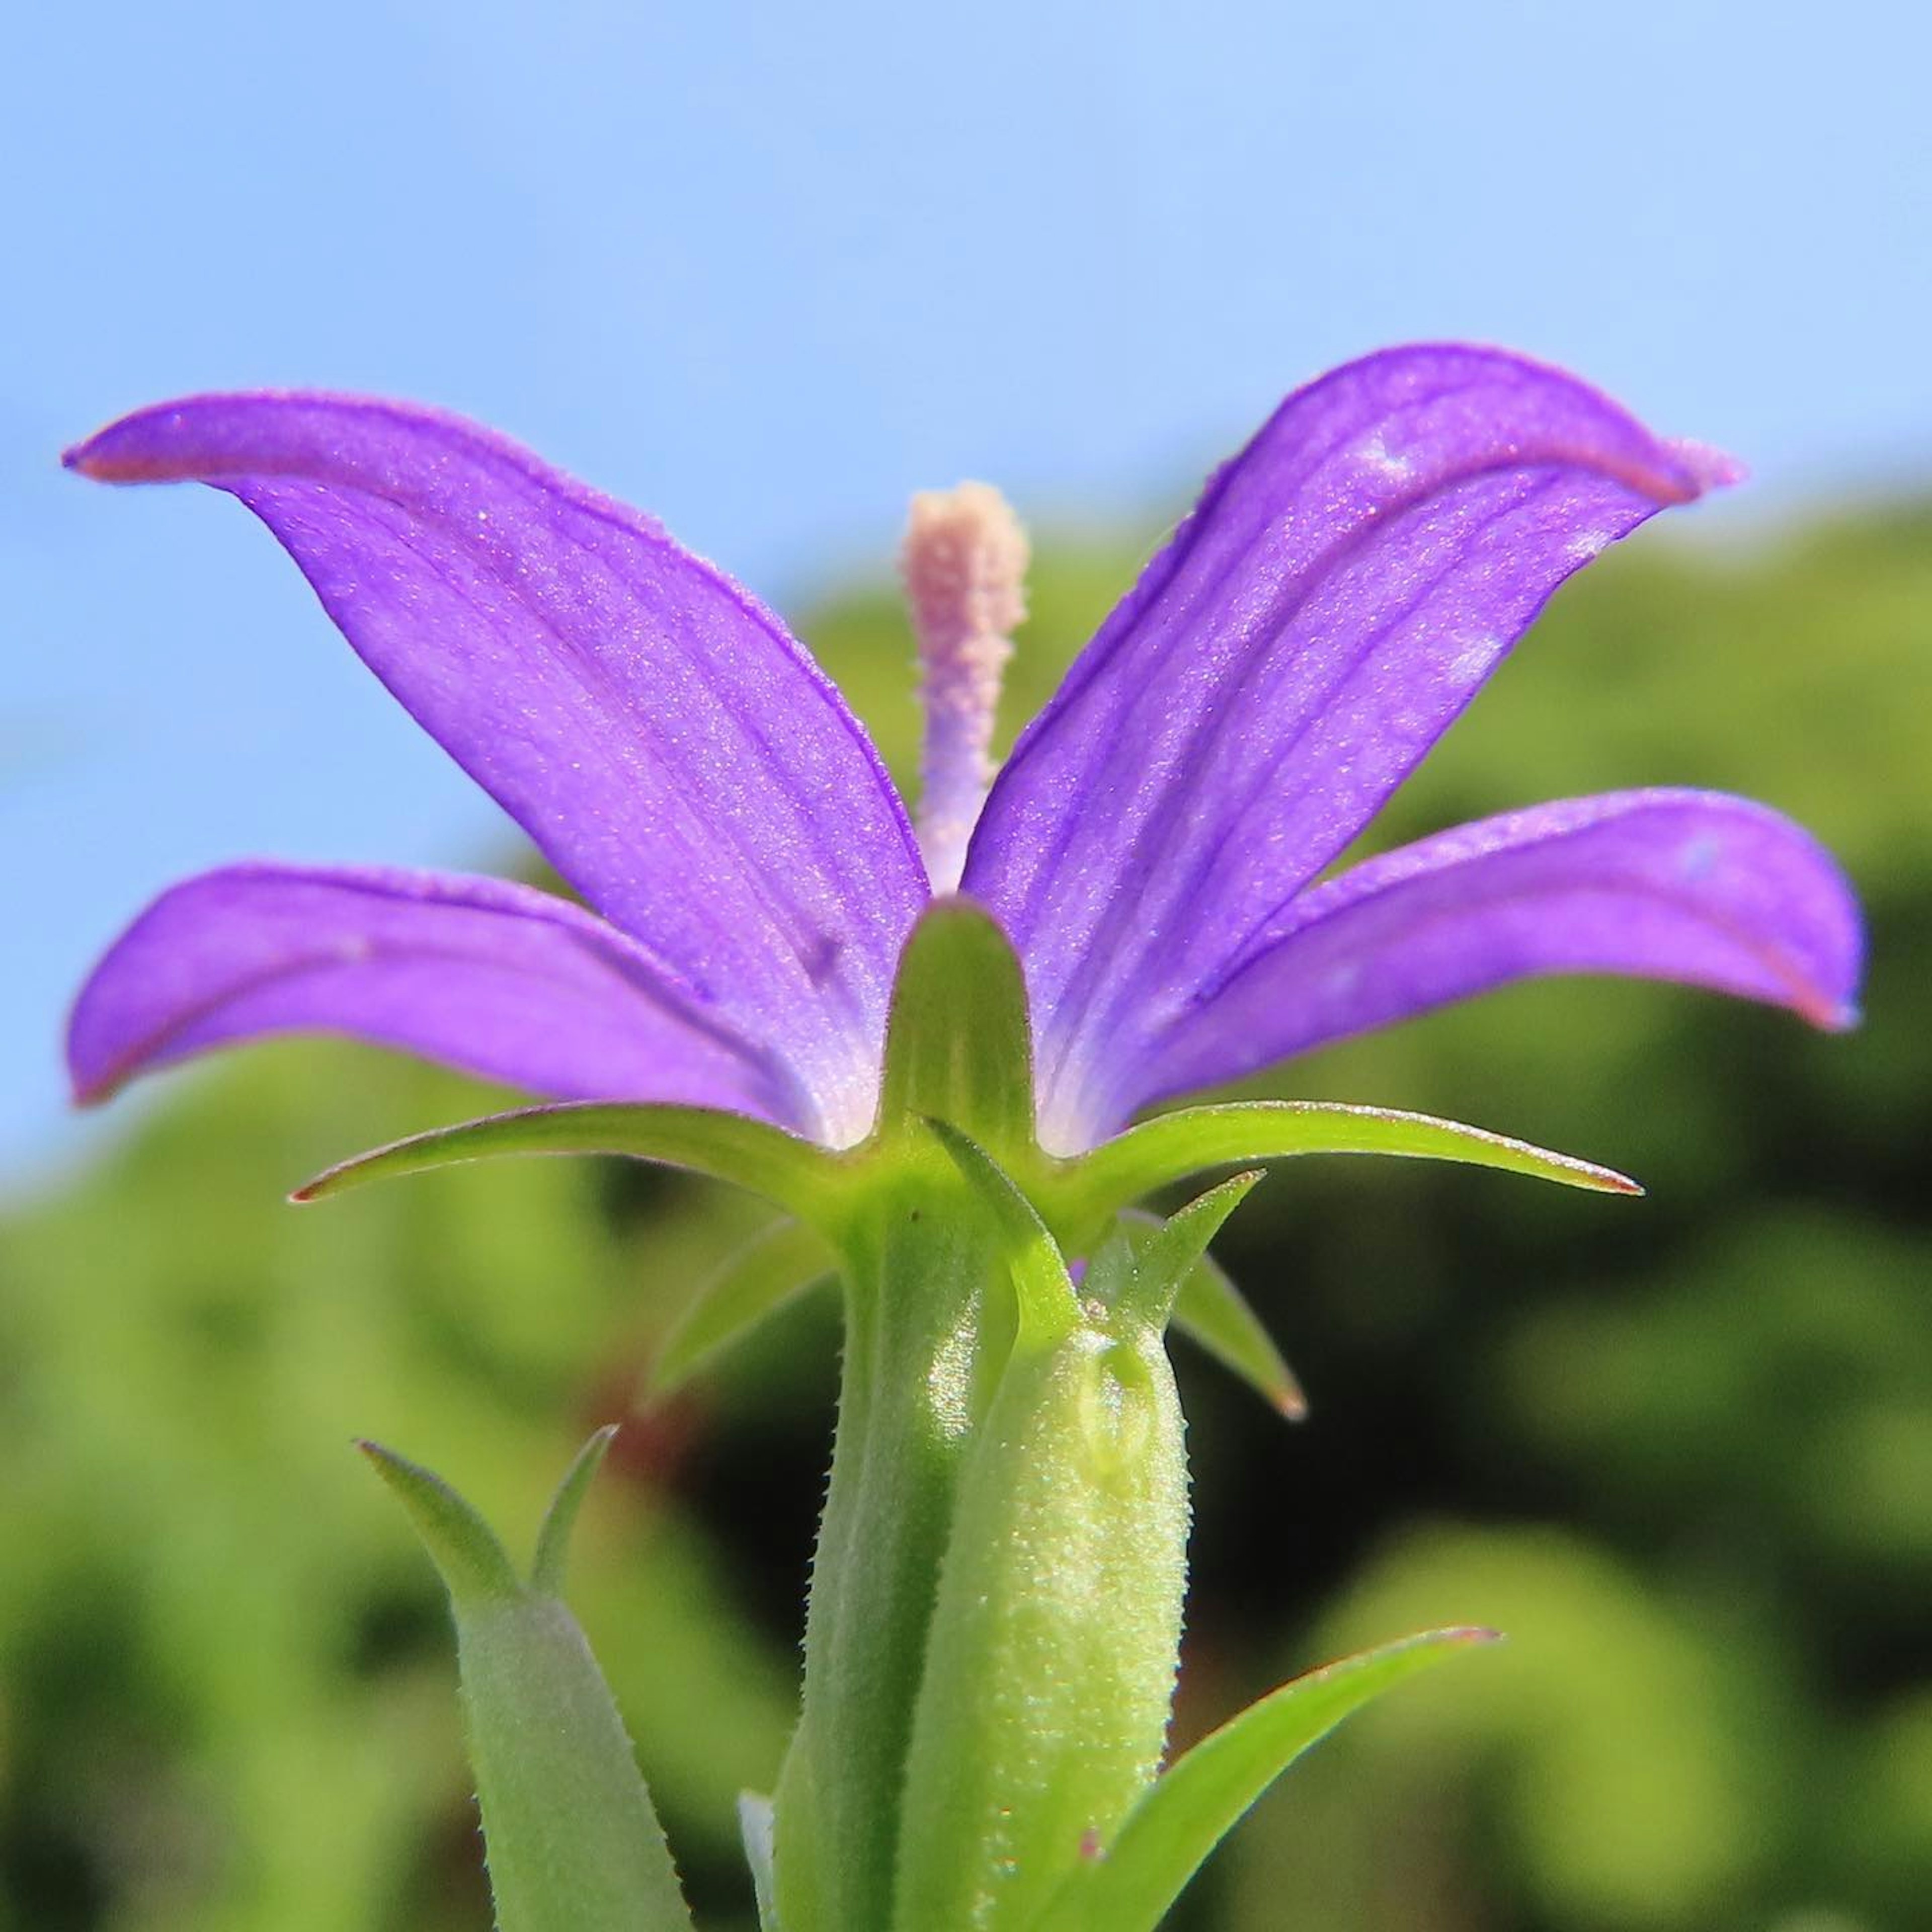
[901,481,1028,893]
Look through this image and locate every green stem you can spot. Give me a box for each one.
[772,1154,1009,1932]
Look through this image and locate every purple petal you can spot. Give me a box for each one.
[1093,790,1862,1135]
[66,395,927,1137]
[67,862,822,1133]
[958,345,1738,1148]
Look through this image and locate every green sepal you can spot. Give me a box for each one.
[874,898,1038,1165]
[1028,1627,1496,1932]
[926,1118,1079,1346]
[1116,1209,1308,1420]
[738,1792,780,1930]
[1061,1099,1641,1231]
[292,1101,855,1234]
[1086,1171,1261,1329]
[646,1218,835,1402]
[360,1434,695,1932]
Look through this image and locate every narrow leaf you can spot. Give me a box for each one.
[358,1438,519,1604]
[647,1219,834,1402]
[1117,1211,1308,1419]
[292,1100,854,1231]
[362,1438,695,1932]
[1029,1628,1494,1932]
[1065,1099,1640,1227]
[531,1424,618,1597]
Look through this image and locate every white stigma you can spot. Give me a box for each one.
[901,480,1029,894]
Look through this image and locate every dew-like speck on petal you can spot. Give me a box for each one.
[1354,429,1416,482]
[1448,634,1500,683]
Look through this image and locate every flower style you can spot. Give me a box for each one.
[65,345,1860,1160]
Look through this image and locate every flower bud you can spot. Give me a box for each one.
[892,1130,1256,1930]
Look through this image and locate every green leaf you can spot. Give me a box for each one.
[530,1424,617,1597]
[1063,1100,1641,1228]
[646,1219,835,1402]
[358,1438,520,1605]
[1028,1627,1495,1932]
[875,899,1037,1165]
[361,1436,695,1932]
[292,1101,855,1232]
[1116,1210,1308,1419]
[739,1792,780,1930]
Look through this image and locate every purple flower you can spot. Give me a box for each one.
[65,346,1860,1158]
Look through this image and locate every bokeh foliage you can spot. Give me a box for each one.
[3,498,1927,1929]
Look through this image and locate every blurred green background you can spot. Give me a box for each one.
[2,502,1926,1932]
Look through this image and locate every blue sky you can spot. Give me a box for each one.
[4,0,1928,1182]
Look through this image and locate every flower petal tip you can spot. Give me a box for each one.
[62,443,180,485]
[1668,438,1748,494]
[61,426,130,478]
[63,406,201,481]
[65,1024,128,1107]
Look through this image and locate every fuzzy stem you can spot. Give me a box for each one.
[771,1164,1008,1931]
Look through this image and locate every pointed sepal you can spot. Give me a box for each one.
[360,1434,695,1932]
[1027,1627,1497,1932]
[1085,1171,1261,1330]
[1115,1208,1308,1419]
[294,1101,856,1233]
[927,1118,1080,1347]
[1062,1099,1640,1230]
